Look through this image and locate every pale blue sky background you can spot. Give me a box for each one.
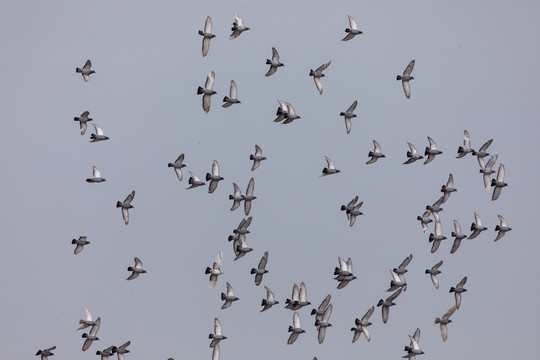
[1,0,539,359]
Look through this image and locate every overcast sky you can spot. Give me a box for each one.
[1,1,539,359]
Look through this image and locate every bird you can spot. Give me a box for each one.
[424,137,442,165]
[76,60,95,82]
[231,216,252,237]
[435,305,457,342]
[90,124,109,142]
[393,254,413,290]
[126,257,146,280]
[199,16,215,57]
[491,163,507,200]
[494,215,511,241]
[261,286,279,312]
[417,210,433,233]
[281,102,301,124]
[397,60,415,98]
[74,111,92,135]
[334,258,356,288]
[351,306,375,343]
[472,138,493,159]
[478,152,498,190]
[250,251,268,286]
[426,196,445,214]
[311,294,331,322]
[287,312,305,344]
[250,144,266,171]
[81,317,100,351]
[387,269,407,292]
[229,183,244,211]
[206,160,224,194]
[449,276,467,309]
[309,61,331,94]
[209,318,227,348]
[377,288,402,324]
[315,303,333,344]
[77,306,96,330]
[274,100,289,123]
[116,191,135,225]
[425,260,443,289]
[342,15,363,41]
[186,172,205,189]
[112,341,131,360]
[242,177,256,215]
[321,156,340,176]
[340,100,358,134]
[403,328,424,360]
[205,251,224,289]
[265,47,284,76]
[456,130,473,158]
[229,14,250,39]
[233,234,253,261]
[168,154,186,181]
[220,282,239,309]
[222,80,240,108]
[441,173,457,202]
[285,282,311,310]
[72,236,90,255]
[347,201,363,227]
[366,140,385,164]
[429,213,446,253]
[450,220,467,254]
[403,142,423,164]
[96,345,115,360]
[197,71,216,113]
[36,346,56,360]
[341,195,359,220]
[211,344,220,360]
[469,212,487,239]
[86,166,106,183]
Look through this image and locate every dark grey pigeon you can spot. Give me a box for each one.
[220,282,239,309]
[74,111,92,135]
[261,286,279,312]
[424,137,442,165]
[366,140,385,164]
[403,142,423,164]
[311,294,331,322]
[347,202,363,227]
[222,80,240,108]
[450,220,467,254]
[199,16,215,57]
[206,160,223,194]
[494,215,511,241]
[397,60,415,99]
[449,276,467,309]
[76,59,95,82]
[168,154,186,181]
[309,61,331,94]
[250,251,268,285]
[340,100,357,134]
[472,138,493,159]
[86,166,106,183]
[429,213,446,253]
[342,15,363,41]
[36,346,56,360]
[491,163,507,200]
[426,196,444,214]
[425,260,443,289]
[229,14,250,39]
[315,303,332,344]
[250,145,266,171]
[231,216,252,238]
[90,124,109,142]
[274,100,289,123]
[479,152,498,190]
[72,236,90,255]
[265,47,284,77]
[233,235,253,261]
[197,71,216,113]
[186,172,205,190]
[116,191,135,225]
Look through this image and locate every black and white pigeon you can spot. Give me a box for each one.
[309,61,331,94]
[287,312,305,345]
[265,47,284,77]
[250,145,266,171]
[220,282,239,309]
[441,174,457,202]
[450,220,467,254]
[468,212,487,239]
[74,111,92,135]
[90,124,109,142]
[81,317,100,351]
[425,260,443,289]
[116,191,135,225]
[321,156,340,176]
[222,80,240,108]
[351,306,374,342]
[206,160,223,194]
[186,172,205,189]
[403,142,423,164]
[424,137,442,165]
[86,166,106,183]
[340,100,357,134]
[72,236,90,255]
[342,15,363,41]
[261,286,279,312]
[456,130,473,158]
[199,16,215,57]
[36,346,56,360]
[197,71,216,113]
[366,140,385,164]
[491,163,507,201]
[397,60,415,99]
[205,251,223,290]
[126,257,146,280]
[168,154,186,181]
[377,288,403,324]
[449,276,467,309]
[209,318,227,348]
[250,251,268,286]
[229,14,250,39]
[76,60,95,82]
[435,305,457,342]
[494,215,511,241]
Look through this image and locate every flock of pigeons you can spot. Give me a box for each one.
[36,12,512,360]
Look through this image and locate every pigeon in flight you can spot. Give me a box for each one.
[126,257,146,280]
[309,61,331,94]
[76,60,95,82]
[36,346,56,360]
[231,216,252,238]
[261,286,279,312]
[387,269,407,292]
[250,145,266,171]
[426,196,445,214]
[429,213,446,253]
[72,236,90,255]
[347,202,363,227]
[417,210,433,233]
[472,138,493,159]
[491,163,507,200]
[311,294,331,323]
[285,282,310,310]
[403,328,424,360]
[321,156,340,176]
[211,344,220,360]
[494,215,511,241]
[342,15,363,41]
[341,195,359,220]
[377,288,402,324]
[250,251,269,286]
[197,71,216,113]
[112,341,131,360]
[425,260,443,289]
[450,220,467,254]
[435,305,457,342]
[468,212,487,239]
[90,124,109,142]
[265,47,284,77]
[222,80,241,108]
[206,160,224,194]
[187,172,205,189]
[478,152,498,190]
[77,306,96,330]
[274,100,289,123]
[96,345,115,360]
[220,282,239,309]
[205,251,224,289]
[366,140,385,164]
[287,312,305,344]
[456,130,473,158]
[351,306,374,343]
[334,257,356,288]
[281,102,301,124]
[397,60,415,98]
[116,190,135,225]
[74,111,92,135]
[315,303,333,344]
[340,100,358,134]
[168,154,186,181]
[199,16,215,57]
[424,137,442,165]
[86,166,106,183]
[242,177,256,215]
[229,14,250,39]
[449,276,467,309]
[81,317,100,351]
[233,234,253,261]
[403,142,423,164]
[441,174,457,203]
[209,318,227,348]
[393,254,413,290]
[229,183,244,211]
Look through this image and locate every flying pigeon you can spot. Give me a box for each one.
[397,60,415,99]
[74,111,92,135]
[309,61,331,94]
[197,71,216,113]
[265,47,284,76]
[342,15,363,41]
[76,60,95,82]
[116,190,135,225]
[199,16,215,57]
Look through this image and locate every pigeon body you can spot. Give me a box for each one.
[351,306,374,342]
[261,286,279,312]
[229,14,250,39]
[76,60,95,82]
[86,166,106,183]
[425,260,443,289]
[397,60,415,98]
[82,317,100,351]
[342,15,363,41]
[367,140,385,164]
[116,191,135,225]
[90,123,109,142]
[250,144,266,171]
[205,251,224,289]
[74,111,92,135]
[494,215,511,241]
[265,47,284,76]
[199,16,215,57]
[168,154,186,181]
[309,61,331,94]
[334,257,356,288]
[222,80,240,108]
[340,100,357,134]
[127,257,146,280]
[274,100,289,123]
[403,142,423,164]
[197,71,216,113]
[206,160,223,194]
[72,236,90,255]
[250,251,268,285]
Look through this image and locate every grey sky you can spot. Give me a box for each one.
[1,0,539,359]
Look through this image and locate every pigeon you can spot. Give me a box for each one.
[315,303,332,344]
[429,213,446,253]
[250,251,268,285]
[250,145,266,171]
[441,174,457,203]
[472,138,493,159]
[211,344,220,360]
[417,210,433,233]
[111,341,130,360]
[366,140,385,164]
[393,254,413,290]
[334,258,356,288]
[285,282,310,310]
[199,16,215,57]
[77,306,96,330]
[231,216,252,238]
[425,260,443,289]
[209,318,227,348]
[311,294,331,322]
[342,15,363,41]
[281,102,301,124]
[168,154,186,181]
[197,71,216,113]
[86,166,106,183]
[265,47,284,77]
[450,220,467,254]
[456,130,473,158]
[205,251,224,289]
[387,269,407,292]
[494,215,511,241]
[76,60,95,82]
[403,328,424,360]
[403,142,423,164]
[116,191,135,225]
[478,152,498,190]
[96,345,115,360]
[351,306,375,343]
[340,100,357,134]
[424,137,442,165]
[222,80,240,108]
[309,61,331,94]
[74,111,92,135]
[187,172,205,189]
[206,160,224,194]
[377,288,402,324]
[261,286,279,312]
[242,177,256,215]
[90,124,109,142]
[449,276,467,309]
[491,163,507,200]
[426,196,445,214]
[220,282,239,309]
[229,183,244,211]
[229,14,250,39]
[233,235,253,261]
[285,283,300,310]
[435,305,457,342]
[126,257,146,280]
[341,195,359,220]
[82,317,100,351]
[321,156,340,176]
[36,346,56,360]
[72,236,90,255]
[347,202,363,227]
[274,100,289,123]
[287,312,305,344]
[397,60,415,98]
[468,212,487,239]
